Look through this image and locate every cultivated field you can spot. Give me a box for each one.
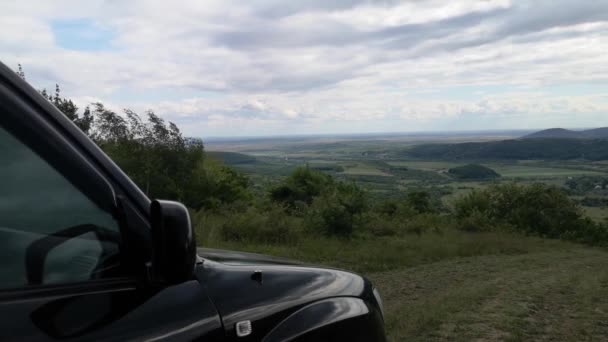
[206,132,608,222]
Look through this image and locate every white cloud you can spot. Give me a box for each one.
[1,0,607,136]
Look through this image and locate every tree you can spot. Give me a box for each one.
[52,84,79,122]
[406,191,433,213]
[16,64,25,80]
[448,164,500,180]
[306,182,366,237]
[270,165,333,209]
[454,183,589,239]
[14,67,252,210]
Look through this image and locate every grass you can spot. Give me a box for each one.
[200,229,608,341]
[583,206,608,222]
[201,230,575,274]
[372,248,608,341]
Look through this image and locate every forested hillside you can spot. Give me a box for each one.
[407,138,608,160]
[524,127,608,139]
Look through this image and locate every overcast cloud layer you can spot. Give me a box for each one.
[2,0,608,136]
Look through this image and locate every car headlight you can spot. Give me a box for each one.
[373,287,385,318]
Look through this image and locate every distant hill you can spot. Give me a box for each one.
[407,138,608,161]
[524,127,608,139]
[206,151,258,164]
[448,164,500,180]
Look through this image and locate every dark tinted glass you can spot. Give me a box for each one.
[0,126,121,289]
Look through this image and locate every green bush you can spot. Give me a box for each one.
[306,198,354,237]
[455,210,496,232]
[220,206,301,244]
[364,213,399,236]
[453,183,605,244]
[447,164,500,180]
[561,220,608,246]
[364,197,448,237]
[406,191,434,214]
[305,182,367,237]
[270,166,333,209]
[404,213,445,235]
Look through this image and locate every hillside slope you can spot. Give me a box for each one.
[206,151,258,164]
[406,138,608,160]
[525,127,608,139]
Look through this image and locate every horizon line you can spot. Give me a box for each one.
[200,126,605,141]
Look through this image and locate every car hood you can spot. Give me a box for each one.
[194,247,373,339]
[197,247,303,266]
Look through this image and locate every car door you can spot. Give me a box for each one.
[0,64,224,341]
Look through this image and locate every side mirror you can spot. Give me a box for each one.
[150,200,196,285]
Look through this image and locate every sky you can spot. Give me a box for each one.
[2,0,608,137]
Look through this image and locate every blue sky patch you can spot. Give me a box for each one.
[51,19,114,51]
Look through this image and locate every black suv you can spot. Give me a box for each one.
[0,62,386,341]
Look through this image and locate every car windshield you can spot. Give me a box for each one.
[4,0,608,340]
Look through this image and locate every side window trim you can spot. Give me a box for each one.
[0,277,137,302]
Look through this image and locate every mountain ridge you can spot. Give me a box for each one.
[524,127,608,139]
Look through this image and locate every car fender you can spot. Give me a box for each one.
[263,297,383,342]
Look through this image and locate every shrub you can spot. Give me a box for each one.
[307,198,354,237]
[364,213,399,236]
[269,166,333,209]
[561,219,608,246]
[364,206,447,237]
[305,182,367,238]
[220,206,300,244]
[406,191,434,214]
[453,183,603,244]
[404,213,445,235]
[448,164,500,180]
[456,210,496,232]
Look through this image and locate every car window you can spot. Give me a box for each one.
[0,125,122,289]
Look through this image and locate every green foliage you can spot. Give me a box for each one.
[365,195,442,237]
[453,183,608,244]
[47,87,250,210]
[268,166,368,237]
[270,166,334,210]
[455,209,496,232]
[448,164,500,180]
[40,85,93,133]
[192,158,251,209]
[219,206,300,245]
[373,192,435,216]
[580,196,608,207]
[306,182,367,237]
[206,151,258,165]
[310,164,345,172]
[566,175,608,193]
[406,191,434,213]
[16,64,25,80]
